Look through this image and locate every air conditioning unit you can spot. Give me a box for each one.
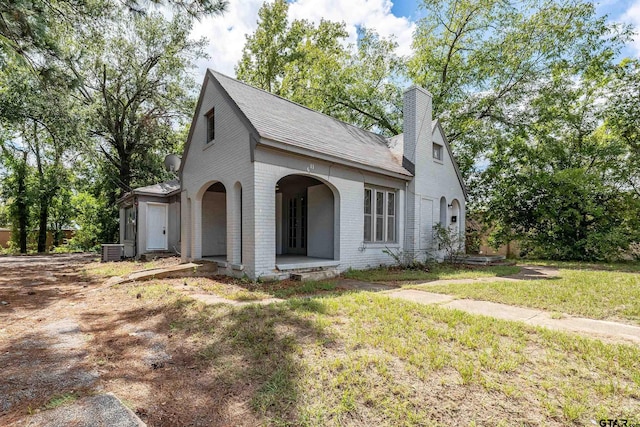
[101,244,124,262]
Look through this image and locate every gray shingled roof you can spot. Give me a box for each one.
[132,179,180,196]
[211,70,412,177]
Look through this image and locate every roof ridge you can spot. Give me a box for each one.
[208,69,393,144]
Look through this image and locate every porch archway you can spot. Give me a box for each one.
[275,174,339,262]
[200,181,227,259]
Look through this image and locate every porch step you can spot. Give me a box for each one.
[290,268,339,282]
[276,260,340,271]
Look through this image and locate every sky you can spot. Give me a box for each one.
[189,0,640,81]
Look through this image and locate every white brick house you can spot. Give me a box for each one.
[122,70,467,279]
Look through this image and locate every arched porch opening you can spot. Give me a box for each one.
[201,181,227,260]
[275,174,339,265]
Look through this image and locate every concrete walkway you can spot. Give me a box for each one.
[21,393,145,427]
[385,289,640,346]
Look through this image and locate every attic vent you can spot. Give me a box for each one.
[101,244,124,262]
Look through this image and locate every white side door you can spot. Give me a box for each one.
[147,203,168,250]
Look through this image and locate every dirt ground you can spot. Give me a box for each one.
[0,254,243,426]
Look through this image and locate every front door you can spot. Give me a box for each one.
[147,203,168,251]
[285,192,306,255]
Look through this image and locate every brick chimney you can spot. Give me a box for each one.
[403,85,433,256]
[402,86,433,174]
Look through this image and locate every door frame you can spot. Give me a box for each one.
[146,202,169,251]
[284,191,307,255]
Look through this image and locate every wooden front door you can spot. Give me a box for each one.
[285,192,307,255]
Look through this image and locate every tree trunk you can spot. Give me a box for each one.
[37,203,48,253]
[118,156,132,198]
[53,226,62,247]
[17,151,28,254]
[32,121,48,253]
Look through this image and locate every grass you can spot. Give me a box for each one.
[524,259,640,272]
[137,289,640,426]
[255,280,339,299]
[43,392,78,410]
[190,278,273,301]
[415,268,640,324]
[343,264,520,283]
[175,277,339,301]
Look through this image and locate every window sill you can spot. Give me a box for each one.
[433,159,444,165]
[363,242,400,249]
[203,140,216,151]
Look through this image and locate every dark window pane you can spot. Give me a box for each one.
[433,143,443,160]
[206,109,215,142]
[364,215,371,241]
[387,192,395,216]
[387,216,395,242]
[376,191,384,215]
[364,189,371,214]
[375,217,384,241]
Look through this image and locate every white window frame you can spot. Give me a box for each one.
[364,187,397,243]
[205,108,215,143]
[433,143,443,161]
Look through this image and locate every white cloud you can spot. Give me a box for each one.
[621,0,640,56]
[190,0,415,81]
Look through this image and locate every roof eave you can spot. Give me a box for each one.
[257,137,414,181]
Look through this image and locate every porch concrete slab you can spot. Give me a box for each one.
[22,393,145,427]
[385,289,640,345]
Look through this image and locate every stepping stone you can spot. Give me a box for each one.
[23,393,145,427]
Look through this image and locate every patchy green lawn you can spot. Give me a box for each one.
[254,279,340,298]
[523,259,640,272]
[344,264,520,283]
[185,277,273,301]
[133,284,640,426]
[416,268,640,324]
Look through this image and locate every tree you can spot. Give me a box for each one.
[408,0,631,176]
[484,63,639,260]
[606,59,640,198]
[0,0,227,67]
[237,0,405,135]
[0,56,80,252]
[0,144,32,253]
[68,13,204,241]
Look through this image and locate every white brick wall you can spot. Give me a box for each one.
[181,75,465,279]
[251,148,407,278]
[403,88,466,260]
[181,75,255,274]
